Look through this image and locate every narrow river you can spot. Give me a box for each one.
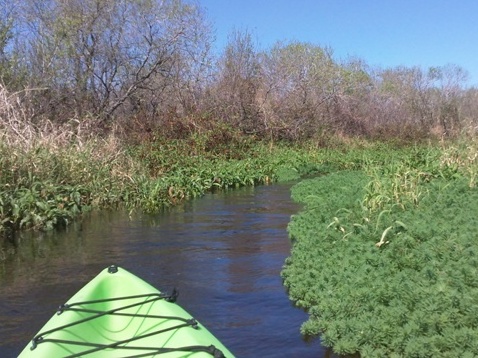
[0,183,334,357]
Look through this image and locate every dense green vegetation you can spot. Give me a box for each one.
[0,125,327,235]
[281,141,478,357]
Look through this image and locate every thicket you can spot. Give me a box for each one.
[281,143,478,357]
[0,0,477,142]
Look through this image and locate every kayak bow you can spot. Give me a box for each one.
[19,265,235,358]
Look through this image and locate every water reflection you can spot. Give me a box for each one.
[0,184,333,357]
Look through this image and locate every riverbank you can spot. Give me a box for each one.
[281,139,478,357]
[1,125,474,239]
[0,123,336,236]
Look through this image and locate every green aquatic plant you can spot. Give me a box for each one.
[1,133,331,233]
[282,163,478,356]
[0,180,89,233]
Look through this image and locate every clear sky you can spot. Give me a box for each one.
[200,0,478,85]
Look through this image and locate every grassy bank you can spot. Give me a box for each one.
[0,124,336,236]
[281,140,478,357]
[0,124,461,237]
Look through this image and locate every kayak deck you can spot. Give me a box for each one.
[19,265,234,357]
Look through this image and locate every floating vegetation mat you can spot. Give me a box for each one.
[282,168,478,357]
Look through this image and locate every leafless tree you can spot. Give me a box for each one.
[212,29,261,132]
[13,0,212,125]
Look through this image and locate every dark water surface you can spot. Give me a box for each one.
[0,184,332,357]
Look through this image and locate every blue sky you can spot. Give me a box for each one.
[200,0,478,85]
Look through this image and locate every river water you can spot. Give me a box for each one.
[0,183,334,357]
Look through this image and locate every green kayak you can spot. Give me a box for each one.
[19,265,235,357]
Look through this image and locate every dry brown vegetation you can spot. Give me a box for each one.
[0,0,477,145]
